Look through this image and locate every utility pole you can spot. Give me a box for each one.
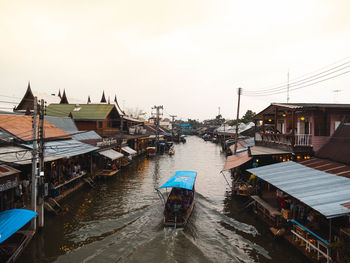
[31,97,38,231]
[233,88,242,155]
[152,105,163,148]
[38,99,45,228]
[170,115,177,136]
[287,70,290,103]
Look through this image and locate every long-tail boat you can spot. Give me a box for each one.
[156,171,197,228]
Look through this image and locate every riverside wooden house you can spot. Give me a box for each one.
[253,103,350,155]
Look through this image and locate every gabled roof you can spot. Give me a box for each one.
[255,103,350,119]
[45,104,117,120]
[0,114,71,142]
[316,122,350,164]
[114,94,126,116]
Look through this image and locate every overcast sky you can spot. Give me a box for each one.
[1,0,350,121]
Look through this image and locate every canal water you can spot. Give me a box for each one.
[19,136,310,263]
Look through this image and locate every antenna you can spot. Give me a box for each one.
[333,89,342,103]
[287,70,290,103]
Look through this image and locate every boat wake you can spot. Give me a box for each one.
[54,192,270,263]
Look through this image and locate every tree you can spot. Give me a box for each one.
[240,110,256,124]
[125,107,146,119]
[187,118,200,129]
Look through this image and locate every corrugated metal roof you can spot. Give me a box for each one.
[23,139,99,158]
[44,116,101,141]
[299,158,350,178]
[0,114,71,142]
[46,104,116,120]
[45,116,78,133]
[272,103,350,109]
[123,116,143,123]
[0,164,20,177]
[73,131,101,141]
[0,146,60,165]
[250,146,291,155]
[122,146,137,155]
[99,149,123,160]
[222,151,252,171]
[254,103,350,120]
[247,161,350,219]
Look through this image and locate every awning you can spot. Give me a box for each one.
[98,149,124,160]
[0,209,37,243]
[222,151,252,171]
[247,161,350,219]
[157,171,197,190]
[23,139,99,159]
[250,146,291,156]
[0,146,60,165]
[122,146,137,155]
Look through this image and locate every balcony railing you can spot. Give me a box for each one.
[294,134,312,146]
[255,132,293,146]
[255,132,312,148]
[99,128,120,136]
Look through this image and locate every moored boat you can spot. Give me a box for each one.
[146,146,156,157]
[156,171,197,228]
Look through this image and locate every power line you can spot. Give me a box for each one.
[244,64,350,95]
[244,56,350,93]
[243,70,350,97]
[243,58,350,96]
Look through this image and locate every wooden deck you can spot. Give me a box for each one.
[250,195,281,225]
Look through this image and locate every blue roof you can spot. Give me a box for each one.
[23,139,99,159]
[72,130,101,141]
[247,161,350,219]
[45,116,78,133]
[0,209,37,243]
[157,171,197,190]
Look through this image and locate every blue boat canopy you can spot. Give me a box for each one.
[157,171,197,191]
[0,209,37,243]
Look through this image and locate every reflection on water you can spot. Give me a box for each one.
[20,136,310,263]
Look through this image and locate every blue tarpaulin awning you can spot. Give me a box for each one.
[157,171,197,190]
[0,209,37,243]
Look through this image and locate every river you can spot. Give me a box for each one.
[19,136,310,263]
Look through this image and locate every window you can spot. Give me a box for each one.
[98,121,103,128]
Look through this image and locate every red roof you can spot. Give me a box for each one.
[299,158,350,178]
[0,114,71,142]
[222,151,252,171]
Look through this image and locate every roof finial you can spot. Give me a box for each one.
[60,89,69,104]
[100,91,107,103]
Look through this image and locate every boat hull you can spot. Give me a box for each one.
[163,188,195,228]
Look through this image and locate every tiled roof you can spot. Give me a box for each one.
[0,114,71,142]
[46,104,116,120]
